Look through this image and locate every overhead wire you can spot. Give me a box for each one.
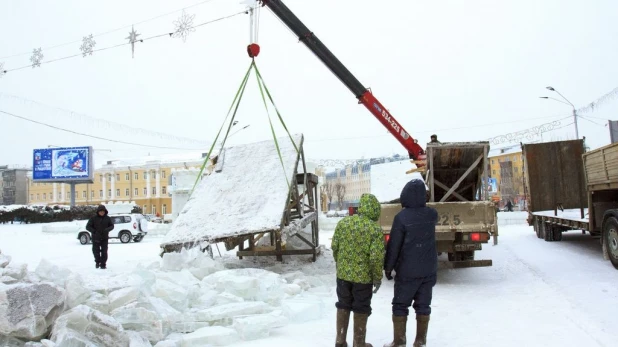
[0,109,207,150]
[305,114,570,143]
[0,93,211,146]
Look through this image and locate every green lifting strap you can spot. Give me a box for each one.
[190,60,299,195]
[191,62,252,194]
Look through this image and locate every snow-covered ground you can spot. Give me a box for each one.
[1,212,616,346]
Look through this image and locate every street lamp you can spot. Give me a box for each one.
[541,86,579,139]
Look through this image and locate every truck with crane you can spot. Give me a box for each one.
[523,140,618,269]
[260,0,498,268]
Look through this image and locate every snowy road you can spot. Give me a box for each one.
[1,216,616,346]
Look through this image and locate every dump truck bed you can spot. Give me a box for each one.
[522,140,588,213]
[426,142,490,203]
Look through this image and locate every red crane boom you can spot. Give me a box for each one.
[259,0,426,161]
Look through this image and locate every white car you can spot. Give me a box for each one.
[77,213,148,245]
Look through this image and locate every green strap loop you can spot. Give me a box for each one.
[191,62,253,194]
[253,63,299,154]
[252,61,290,189]
[190,60,299,196]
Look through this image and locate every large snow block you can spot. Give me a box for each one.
[50,305,130,347]
[161,134,303,248]
[193,301,273,324]
[202,268,286,305]
[0,254,11,268]
[0,282,66,341]
[181,326,239,346]
[232,312,288,340]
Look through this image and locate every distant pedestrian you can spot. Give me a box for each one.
[86,205,114,269]
[332,193,385,347]
[384,179,438,347]
[429,134,441,144]
[506,200,513,212]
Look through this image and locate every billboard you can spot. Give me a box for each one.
[487,178,498,193]
[32,146,94,183]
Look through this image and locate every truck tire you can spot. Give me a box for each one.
[603,217,618,269]
[552,226,563,241]
[542,223,553,242]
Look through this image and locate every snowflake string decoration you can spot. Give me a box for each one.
[30,48,44,68]
[126,25,141,58]
[172,10,196,42]
[80,34,96,57]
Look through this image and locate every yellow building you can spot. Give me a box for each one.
[26,152,212,216]
[488,147,525,206]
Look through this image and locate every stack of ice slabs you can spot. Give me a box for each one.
[161,134,303,249]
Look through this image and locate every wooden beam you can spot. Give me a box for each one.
[433,179,468,201]
[406,167,426,174]
[439,153,484,202]
[429,148,435,202]
[482,144,489,201]
[237,249,317,257]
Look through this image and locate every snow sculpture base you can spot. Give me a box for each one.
[160,134,321,262]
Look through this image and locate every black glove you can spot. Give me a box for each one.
[373,281,381,294]
[385,270,393,281]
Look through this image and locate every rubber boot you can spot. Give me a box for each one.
[353,312,373,347]
[335,309,351,347]
[413,314,430,347]
[383,315,407,347]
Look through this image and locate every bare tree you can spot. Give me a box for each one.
[335,179,346,210]
[322,181,336,211]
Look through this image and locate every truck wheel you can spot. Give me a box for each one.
[552,227,563,241]
[542,223,553,242]
[119,231,132,244]
[603,217,618,269]
[79,233,90,245]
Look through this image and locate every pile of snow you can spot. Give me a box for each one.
[497,211,529,226]
[0,243,336,346]
[41,221,87,234]
[0,205,39,212]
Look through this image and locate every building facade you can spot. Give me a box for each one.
[27,153,213,215]
[1,168,30,205]
[322,162,372,210]
[488,148,526,208]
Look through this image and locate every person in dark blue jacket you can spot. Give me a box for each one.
[383,179,438,347]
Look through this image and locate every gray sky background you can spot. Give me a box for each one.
[1,0,617,168]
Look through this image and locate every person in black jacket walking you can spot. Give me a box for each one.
[86,205,114,269]
[383,179,438,347]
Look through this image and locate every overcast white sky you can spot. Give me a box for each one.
[1,0,617,168]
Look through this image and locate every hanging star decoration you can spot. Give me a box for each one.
[80,34,97,57]
[0,62,5,78]
[172,10,196,42]
[30,48,44,68]
[126,25,141,58]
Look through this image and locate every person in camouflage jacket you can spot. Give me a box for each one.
[331,193,385,347]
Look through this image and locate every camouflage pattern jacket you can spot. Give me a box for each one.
[331,194,385,284]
